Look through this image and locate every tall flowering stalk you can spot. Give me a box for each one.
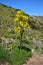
[14,10,30,46]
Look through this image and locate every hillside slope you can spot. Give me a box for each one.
[0,3,43,53]
[33,16,43,23]
[0,3,43,65]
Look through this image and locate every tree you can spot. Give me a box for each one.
[14,10,30,46]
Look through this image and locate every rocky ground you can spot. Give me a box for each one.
[23,55,43,65]
[0,61,9,65]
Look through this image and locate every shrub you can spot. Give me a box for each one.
[0,45,6,62]
[9,45,32,65]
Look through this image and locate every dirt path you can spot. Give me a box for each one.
[0,61,9,65]
[23,56,43,65]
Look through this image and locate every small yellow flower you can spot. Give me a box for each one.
[17,29,21,33]
[22,15,28,21]
[19,21,24,27]
[14,27,17,32]
[17,10,24,14]
[14,27,21,33]
[24,22,28,28]
[17,27,21,33]
[14,18,19,23]
[16,14,20,18]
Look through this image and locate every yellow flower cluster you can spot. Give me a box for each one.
[16,14,23,19]
[14,18,19,23]
[19,21,28,28]
[16,10,24,14]
[14,10,30,33]
[14,27,21,33]
[22,15,28,21]
[19,21,24,27]
[16,14,20,18]
[24,23,28,28]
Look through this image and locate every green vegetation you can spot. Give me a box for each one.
[0,44,32,65]
[9,45,32,65]
[40,46,43,54]
[0,3,43,65]
[0,45,7,62]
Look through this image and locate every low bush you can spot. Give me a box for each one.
[9,45,32,65]
[0,45,6,62]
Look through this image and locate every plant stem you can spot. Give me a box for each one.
[20,29,24,46]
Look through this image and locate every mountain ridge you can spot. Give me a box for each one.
[33,16,43,23]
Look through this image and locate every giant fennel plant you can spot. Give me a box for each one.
[14,10,30,46]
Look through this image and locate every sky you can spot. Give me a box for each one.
[0,0,43,16]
